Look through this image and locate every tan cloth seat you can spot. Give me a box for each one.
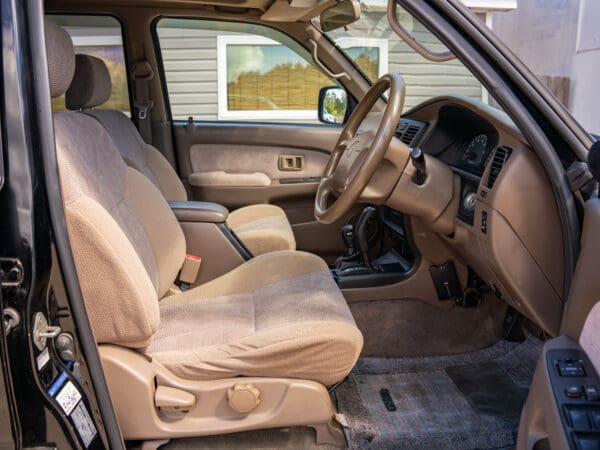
[47,21,361,385]
[64,53,295,256]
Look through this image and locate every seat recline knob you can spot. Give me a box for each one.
[227,383,261,413]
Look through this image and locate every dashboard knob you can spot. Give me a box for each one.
[463,192,477,213]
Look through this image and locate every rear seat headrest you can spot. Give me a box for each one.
[66,54,112,110]
[45,19,76,98]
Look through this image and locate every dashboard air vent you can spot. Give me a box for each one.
[486,146,512,189]
[400,125,421,146]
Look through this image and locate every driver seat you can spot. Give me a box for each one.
[64,53,295,257]
[46,20,362,443]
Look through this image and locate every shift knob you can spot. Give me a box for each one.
[341,224,355,255]
[410,147,427,185]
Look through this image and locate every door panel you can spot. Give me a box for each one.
[517,336,593,450]
[172,121,350,257]
[517,198,600,449]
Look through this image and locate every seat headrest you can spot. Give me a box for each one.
[66,54,112,110]
[45,20,75,98]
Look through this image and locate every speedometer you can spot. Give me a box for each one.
[462,134,488,166]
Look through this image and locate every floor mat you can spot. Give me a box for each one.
[334,335,542,450]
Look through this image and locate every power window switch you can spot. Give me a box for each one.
[567,386,583,398]
[585,385,599,401]
[569,409,591,430]
[558,361,586,377]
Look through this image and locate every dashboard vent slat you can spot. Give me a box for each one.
[486,147,512,189]
[400,125,420,146]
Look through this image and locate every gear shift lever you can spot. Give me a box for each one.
[335,224,360,270]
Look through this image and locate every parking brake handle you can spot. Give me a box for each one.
[356,206,377,269]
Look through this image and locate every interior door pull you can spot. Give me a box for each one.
[279,155,304,171]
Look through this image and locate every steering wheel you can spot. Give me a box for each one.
[315,73,405,224]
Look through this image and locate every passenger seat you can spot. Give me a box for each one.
[65,54,296,256]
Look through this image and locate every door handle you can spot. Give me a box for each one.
[279,155,304,171]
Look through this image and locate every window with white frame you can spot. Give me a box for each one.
[156,18,387,123]
[217,35,387,121]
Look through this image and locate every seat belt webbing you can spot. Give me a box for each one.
[132,61,154,145]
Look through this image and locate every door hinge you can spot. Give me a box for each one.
[0,258,24,288]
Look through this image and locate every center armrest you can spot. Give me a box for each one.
[168,201,229,223]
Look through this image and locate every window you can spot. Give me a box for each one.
[215,35,324,121]
[45,15,130,115]
[157,19,349,123]
[158,19,389,123]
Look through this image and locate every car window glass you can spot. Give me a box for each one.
[156,18,338,123]
[45,15,131,115]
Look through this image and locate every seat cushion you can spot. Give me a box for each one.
[147,251,362,386]
[227,204,296,256]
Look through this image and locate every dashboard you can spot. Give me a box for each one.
[396,105,502,225]
[391,96,565,336]
[397,104,499,178]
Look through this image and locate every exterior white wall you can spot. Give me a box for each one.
[571,0,600,134]
[493,0,600,134]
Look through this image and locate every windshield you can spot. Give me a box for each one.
[319,4,489,112]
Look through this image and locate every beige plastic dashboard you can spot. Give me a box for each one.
[402,96,565,335]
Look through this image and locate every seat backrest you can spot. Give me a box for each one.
[45,20,186,348]
[65,54,187,202]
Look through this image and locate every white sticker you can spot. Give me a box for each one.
[55,381,82,415]
[71,401,97,448]
[36,347,50,370]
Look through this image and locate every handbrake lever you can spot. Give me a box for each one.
[355,206,378,269]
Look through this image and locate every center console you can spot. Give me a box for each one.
[332,205,416,289]
[168,201,250,286]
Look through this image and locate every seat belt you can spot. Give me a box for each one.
[132,61,155,144]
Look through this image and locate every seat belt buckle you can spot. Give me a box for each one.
[134,100,154,120]
[179,254,201,291]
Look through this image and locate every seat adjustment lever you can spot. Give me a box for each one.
[154,386,196,415]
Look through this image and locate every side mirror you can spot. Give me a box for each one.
[320,0,361,32]
[318,87,348,124]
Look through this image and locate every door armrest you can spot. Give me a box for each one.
[168,201,229,223]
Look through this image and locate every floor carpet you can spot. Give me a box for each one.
[334,335,542,450]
